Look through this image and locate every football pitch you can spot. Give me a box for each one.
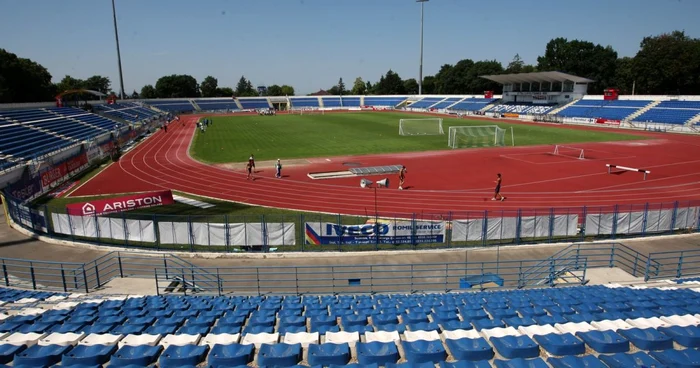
[190,112,646,163]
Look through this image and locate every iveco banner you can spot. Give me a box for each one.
[305,220,445,245]
[66,190,175,216]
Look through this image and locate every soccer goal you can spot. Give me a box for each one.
[399,118,444,136]
[301,109,324,115]
[448,125,506,149]
[553,145,585,159]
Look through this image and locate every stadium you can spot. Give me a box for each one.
[1,1,700,367]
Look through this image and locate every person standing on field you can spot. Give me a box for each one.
[275,159,282,178]
[249,154,256,173]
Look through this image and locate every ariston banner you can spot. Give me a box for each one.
[66,190,175,216]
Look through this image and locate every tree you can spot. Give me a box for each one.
[403,78,418,94]
[154,74,199,98]
[140,85,156,99]
[537,37,618,92]
[465,60,503,93]
[131,90,139,99]
[235,76,258,96]
[373,70,405,95]
[83,75,111,94]
[612,57,635,94]
[421,76,436,94]
[266,85,283,96]
[328,86,341,95]
[200,76,218,97]
[365,81,373,94]
[280,85,295,96]
[351,77,366,95]
[337,78,346,95]
[505,54,525,74]
[632,31,700,95]
[215,87,234,97]
[56,75,85,94]
[0,49,55,103]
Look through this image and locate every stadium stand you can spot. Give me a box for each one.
[488,102,556,115]
[237,98,271,110]
[557,99,653,120]
[634,100,700,125]
[95,102,161,124]
[194,99,239,112]
[0,108,127,163]
[290,98,320,108]
[0,284,699,367]
[409,97,444,109]
[340,96,361,107]
[144,100,196,113]
[363,96,407,107]
[321,97,341,108]
[431,97,463,109]
[448,98,498,112]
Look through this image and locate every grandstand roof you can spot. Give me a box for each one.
[480,71,595,85]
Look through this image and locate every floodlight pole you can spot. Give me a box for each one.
[417,0,428,96]
[112,0,126,99]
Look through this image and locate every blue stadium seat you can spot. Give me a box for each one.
[445,337,494,362]
[158,344,208,368]
[575,330,629,353]
[598,351,664,368]
[363,97,407,107]
[409,98,444,109]
[61,344,117,366]
[290,98,320,108]
[307,343,351,366]
[0,344,26,364]
[658,325,700,347]
[195,99,240,111]
[207,343,254,367]
[488,102,555,115]
[490,335,540,359]
[617,327,674,351]
[238,98,270,109]
[402,340,447,363]
[144,100,195,113]
[493,357,549,368]
[650,348,700,367]
[431,97,462,109]
[449,98,497,111]
[547,355,608,368]
[340,97,361,107]
[109,345,163,367]
[257,343,302,367]
[532,333,584,356]
[13,344,72,367]
[357,341,399,366]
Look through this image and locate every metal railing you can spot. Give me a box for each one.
[647,249,700,280]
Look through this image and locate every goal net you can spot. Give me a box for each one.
[399,118,444,136]
[448,125,506,149]
[289,109,324,115]
[553,145,585,159]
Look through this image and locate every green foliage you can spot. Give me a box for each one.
[280,85,295,96]
[190,112,644,163]
[632,31,700,95]
[403,78,418,94]
[200,76,218,97]
[131,90,139,99]
[0,49,55,103]
[351,77,367,95]
[155,74,199,98]
[140,85,156,99]
[266,85,283,96]
[235,75,258,97]
[83,75,111,94]
[215,87,234,97]
[537,38,618,93]
[373,70,406,95]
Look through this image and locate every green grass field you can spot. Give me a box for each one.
[190,112,646,163]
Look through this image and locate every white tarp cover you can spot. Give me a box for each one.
[585,207,699,236]
[52,213,155,242]
[451,215,578,241]
[158,221,296,246]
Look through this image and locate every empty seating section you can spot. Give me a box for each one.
[409,97,444,109]
[95,103,160,123]
[0,108,126,160]
[341,97,361,107]
[431,97,462,109]
[0,122,72,159]
[558,99,652,120]
[488,103,555,115]
[322,97,341,107]
[449,98,497,111]
[363,97,407,107]
[290,98,320,108]
[238,98,270,109]
[144,100,196,113]
[0,285,699,367]
[634,100,700,125]
[195,99,239,111]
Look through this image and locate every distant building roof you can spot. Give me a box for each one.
[308,89,332,96]
[480,71,595,85]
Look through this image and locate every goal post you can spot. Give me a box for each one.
[448,125,506,149]
[399,118,444,136]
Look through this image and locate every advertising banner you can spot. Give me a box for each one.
[305,220,445,245]
[66,190,175,216]
[5,170,42,201]
[65,153,89,173]
[40,162,68,188]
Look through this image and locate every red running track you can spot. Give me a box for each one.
[70,115,700,216]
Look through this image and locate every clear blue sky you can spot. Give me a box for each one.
[1,0,699,95]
